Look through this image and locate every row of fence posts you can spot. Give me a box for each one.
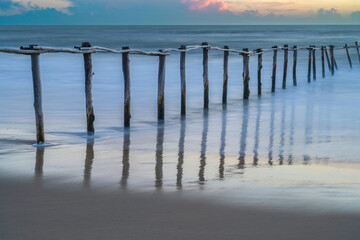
[20,41,360,144]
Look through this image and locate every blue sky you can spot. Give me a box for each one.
[0,0,360,25]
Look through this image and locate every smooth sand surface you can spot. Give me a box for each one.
[1,178,360,240]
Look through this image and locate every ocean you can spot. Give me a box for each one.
[1,25,360,212]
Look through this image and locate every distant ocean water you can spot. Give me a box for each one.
[1,25,360,212]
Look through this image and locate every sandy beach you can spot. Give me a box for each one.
[1,176,360,240]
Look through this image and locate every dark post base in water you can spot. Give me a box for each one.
[256,49,263,95]
[271,46,278,92]
[282,44,288,89]
[202,42,209,109]
[312,45,316,80]
[292,45,297,86]
[222,46,229,104]
[122,46,131,128]
[329,45,335,76]
[180,45,187,116]
[82,42,95,135]
[345,44,352,68]
[158,50,166,122]
[307,46,312,83]
[242,48,250,100]
[31,53,45,144]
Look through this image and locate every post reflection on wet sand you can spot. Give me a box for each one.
[83,138,95,187]
[268,98,275,165]
[199,110,209,184]
[34,147,45,182]
[238,102,249,168]
[219,107,227,179]
[278,103,286,165]
[155,126,164,189]
[288,101,295,164]
[120,131,131,189]
[177,120,186,189]
[253,103,261,166]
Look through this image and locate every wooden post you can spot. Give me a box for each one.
[282,44,288,89]
[325,47,331,71]
[202,42,209,109]
[271,46,278,92]
[321,46,325,78]
[82,42,95,135]
[307,46,312,83]
[256,48,263,96]
[345,44,352,68]
[31,53,45,144]
[330,45,335,76]
[122,46,131,128]
[180,45,187,116]
[292,45,297,86]
[222,46,229,104]
[355,41,360,63]
[158,50,166,122]
[242,48,250,100]
[312,45,316,80]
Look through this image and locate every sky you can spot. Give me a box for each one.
[0,0,359,24]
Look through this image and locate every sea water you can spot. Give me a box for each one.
[1,25,360,212]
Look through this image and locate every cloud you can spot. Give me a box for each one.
[181,0,229,11]
[0,0,73,16]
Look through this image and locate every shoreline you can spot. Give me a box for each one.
[1,177,360,240]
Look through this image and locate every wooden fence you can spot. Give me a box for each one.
[1,41,359,144]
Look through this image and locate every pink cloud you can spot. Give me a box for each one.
[181,0,229,12]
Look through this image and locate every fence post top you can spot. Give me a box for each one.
[284,44,289,47]
[255,48,263,53]
[224,45,229,49]
[272,46,278,49]
[122,46,130,50]
[201,42,209,46]
[20,44,38,50]
[82,42,92,48]
[180,45,187,49]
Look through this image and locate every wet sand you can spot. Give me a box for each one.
[1,177,360,240]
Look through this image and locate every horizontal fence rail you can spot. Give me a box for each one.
[0,41,359,145]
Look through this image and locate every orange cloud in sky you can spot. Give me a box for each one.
[182,0,360,16]
[181,0,229,11]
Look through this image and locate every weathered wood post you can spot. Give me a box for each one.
[330,45,335,76]
[82,42,95,135]
[271,46,278,92]
[292,45,297,86]
[158,50,166,122]
[312,45,316,80]
[325,47,331,71]
[345,44,352,68]
[222,45,229,104]
[282,45,289,89]
[307,46,312,83]
[242,48,250,100]
[256,48,263,96]
[355,41,360,63]
[30,51,45,144]
[202,42,209,109]
[180,45,187,116]
[122,46,131,128]
[321,46,325,78]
